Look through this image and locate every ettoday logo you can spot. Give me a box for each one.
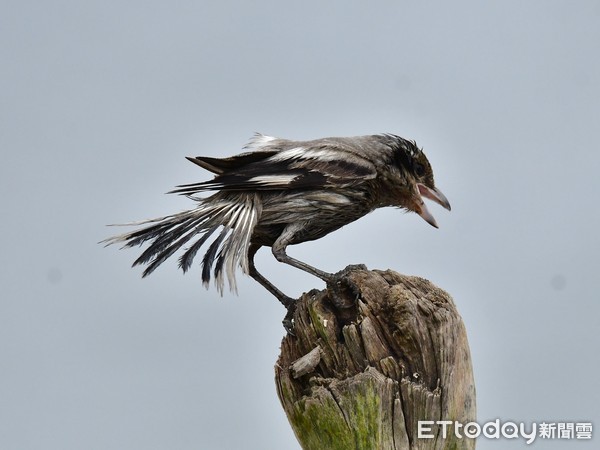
[418,419,593,444]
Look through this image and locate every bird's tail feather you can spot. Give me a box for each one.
[102,194,260,294]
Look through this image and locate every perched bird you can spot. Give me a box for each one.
[103,133,450,330]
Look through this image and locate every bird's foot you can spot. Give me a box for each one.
[282,301,297,335]
[326,264,366,310]
[277,293,296,310]
[274,292,297,335]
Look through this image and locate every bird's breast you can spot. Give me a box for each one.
[254,189,374,245]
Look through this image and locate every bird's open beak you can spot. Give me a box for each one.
[416,184,451,228]
[418,184,451,211]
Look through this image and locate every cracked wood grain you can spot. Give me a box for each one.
[275,266,476,450]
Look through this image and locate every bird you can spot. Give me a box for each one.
[102,133,451,331]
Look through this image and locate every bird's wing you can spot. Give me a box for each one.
[185,151,279,175]
[171,141,378,195]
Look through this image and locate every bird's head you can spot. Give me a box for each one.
[386,136,451,228]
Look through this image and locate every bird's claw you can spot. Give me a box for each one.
[282,302,297,336]
[326,264,366,309]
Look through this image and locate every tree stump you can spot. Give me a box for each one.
[275,266,476,450]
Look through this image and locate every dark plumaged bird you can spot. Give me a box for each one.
[103,133,451,330]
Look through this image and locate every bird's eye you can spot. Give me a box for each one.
[414,162,426,177]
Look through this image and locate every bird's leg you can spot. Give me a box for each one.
[248,243,296,333]
[272,224,363,311]
[271,223,333,281]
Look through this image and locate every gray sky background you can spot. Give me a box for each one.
[2,1,599,449]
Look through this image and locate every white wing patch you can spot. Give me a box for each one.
[269,147,307,161]
[270,147,352,163]
[270,147,375,176]
[246,174,298,185]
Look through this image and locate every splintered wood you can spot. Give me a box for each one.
[275,267,476,450]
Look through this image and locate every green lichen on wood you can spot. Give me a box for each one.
[289,378,384,450]
[290,393,353,450]
[307,296,331,342]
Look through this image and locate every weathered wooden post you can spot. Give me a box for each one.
[275,266,476,449]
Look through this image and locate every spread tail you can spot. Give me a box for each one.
[102,193,261,294]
